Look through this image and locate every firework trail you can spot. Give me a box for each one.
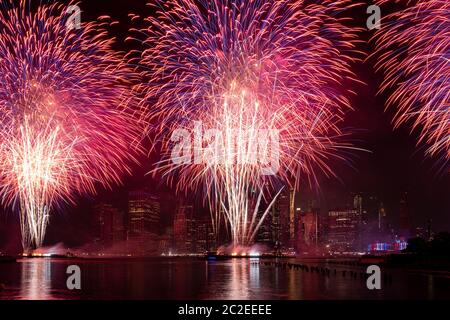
[373,0,449,170]
[136,0,362,245]
[0,1,141,250]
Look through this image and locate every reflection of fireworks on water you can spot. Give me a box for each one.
[138,0,362,245]
[373,0,449,170]
[0,1,142,250]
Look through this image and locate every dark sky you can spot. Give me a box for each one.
[0,0,448,251]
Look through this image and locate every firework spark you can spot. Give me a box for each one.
[137,0,362,245]
[373,0,449,169]
[0,1,142,250]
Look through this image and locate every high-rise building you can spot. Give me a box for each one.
[246,193,258,242]
[297,210,317,248]
[159,227,173,253]
[196,218,216,253]
[353,194,363,217]
[358,193,380,225]
[293,207,302,246]
[296,208,325,254]
[173,201,216,253]
[378,202,387,232]
[186,214,197,252]
[271,187,293,249]
[399,192,411,238]
[426,219,434,240]
[256,211,272,244]
[289,188,296,243]
[92,203,125,245]
[271,201,281,248]
[173,202,194,253]
[327,208,361,252]
[128,189,160,237]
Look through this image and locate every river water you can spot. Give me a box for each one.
[0,257,449,300]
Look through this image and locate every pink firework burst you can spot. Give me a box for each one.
[373,0,449,169]
[0,1,143,249]
[136,0,363,245]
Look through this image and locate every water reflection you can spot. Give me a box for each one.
[20,259,52,300]
[249,258,260,288]
[228,259,250,299]
[0,258,448,300]
[427,275,434,300]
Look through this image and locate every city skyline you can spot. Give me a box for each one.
[1,169,448,253]
[0,186,437,254]
[0,0,448,252]
[0,0,448,305]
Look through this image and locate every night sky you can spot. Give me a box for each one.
[0,0,448,252]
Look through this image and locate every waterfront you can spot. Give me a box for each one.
[0,257,449,300]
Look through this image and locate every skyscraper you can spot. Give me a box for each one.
[327,208,361,252]
[271,186,294,249]
[256,210,272,244]
[399,192,411,238]
[378,202,387,232]
[173,201,194,253]
[196,218,216,252]
[353,194,363,217]
[358,193,380,226]
[296,208,323,254]
[92,202,125,245]
[128,189,160,237]
[289,188,296,243]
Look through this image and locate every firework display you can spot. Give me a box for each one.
[0,1,141,250]
[138,0,362,245]
[373,0,449,168]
